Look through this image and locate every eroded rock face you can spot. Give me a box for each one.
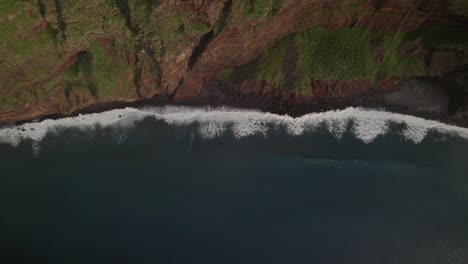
[0,0,468,124]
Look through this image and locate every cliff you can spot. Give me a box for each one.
[1,0,468,125]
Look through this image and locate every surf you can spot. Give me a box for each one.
[1,106,468,152]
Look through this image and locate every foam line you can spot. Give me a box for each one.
[1,106,467,149]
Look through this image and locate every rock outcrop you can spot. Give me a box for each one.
[1,0,468,125]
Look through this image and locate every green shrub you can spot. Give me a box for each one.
[186,23,209,34]
[217,26,426,92]
[295,27,373,83]
[451,0,468,17]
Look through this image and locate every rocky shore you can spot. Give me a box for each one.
[4,74,467,130]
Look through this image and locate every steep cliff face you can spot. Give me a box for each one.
[1,0,468,123]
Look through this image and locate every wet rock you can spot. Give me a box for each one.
[445,68,468,93]
[384,79,450,114]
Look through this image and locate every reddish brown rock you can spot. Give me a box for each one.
[1,0,468,125]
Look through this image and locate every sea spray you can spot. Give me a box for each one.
[1,106,468,155]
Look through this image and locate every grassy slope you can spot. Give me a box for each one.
[1,0,468,110]
[217,0,467,94]
[0,0,208,111]
[451,0,468,17]
[217,26,426,94]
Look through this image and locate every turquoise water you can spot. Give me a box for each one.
[1,107,468,263]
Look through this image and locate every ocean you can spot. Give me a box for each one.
[1,106,468,263]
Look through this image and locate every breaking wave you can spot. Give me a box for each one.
[1,106,468,150]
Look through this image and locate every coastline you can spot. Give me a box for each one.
[1,86,466,129]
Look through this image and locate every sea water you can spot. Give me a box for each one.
[0,106,468,263]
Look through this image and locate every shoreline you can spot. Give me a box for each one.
[2,99,468,150]
[1,89,466,129]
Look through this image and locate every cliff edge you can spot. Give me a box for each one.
[1,0,468,125]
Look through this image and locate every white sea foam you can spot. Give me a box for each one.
[1,106,468,151]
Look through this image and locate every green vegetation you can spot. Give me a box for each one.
[0,0,465,111]
[406,24,468,46]
[218,26,426,92]
[127,0,161,23]
[154,8,187,53]
[296,27,372,83]
[1,0,209,111]
[186,22,209,35]
[216,34,293,88]
[0,96,13,110]
[0,0,58,109]
[233,0,287,20]
[0,0,17,16]
[450,0,468,17]
[15,29,51,57]
[373,33,425,82]
[0,0,150,109]
[88,42,133,97]
[243,0,271,17]
[52,0,66,43]
[35,39,137,103]
[213,0,235,37]
[256,35,294,87]
[271,0,286,16]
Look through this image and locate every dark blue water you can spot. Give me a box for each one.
[1,117,468,263]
